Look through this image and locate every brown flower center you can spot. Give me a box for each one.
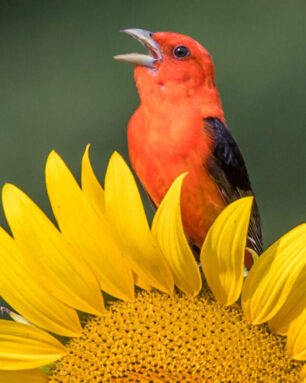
[49,288,303,382]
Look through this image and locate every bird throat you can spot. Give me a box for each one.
[135,66,225,122]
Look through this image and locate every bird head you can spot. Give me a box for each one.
[114,28,222,113]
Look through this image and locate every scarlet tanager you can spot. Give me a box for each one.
[115,29,263,267]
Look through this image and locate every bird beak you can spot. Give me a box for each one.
[114,28,162,67]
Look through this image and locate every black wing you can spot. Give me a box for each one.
[204,117,263,255]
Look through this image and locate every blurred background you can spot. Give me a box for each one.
[0,0,305,247]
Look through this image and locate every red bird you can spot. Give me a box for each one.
[115,29,263,265]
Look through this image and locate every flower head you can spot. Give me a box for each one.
[0,146,305,382]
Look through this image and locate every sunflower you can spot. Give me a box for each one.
[0,146,305,382]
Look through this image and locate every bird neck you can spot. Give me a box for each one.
[135,69,225,122]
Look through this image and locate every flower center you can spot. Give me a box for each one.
[49,288,302,382]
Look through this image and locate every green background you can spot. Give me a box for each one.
[0,0,305,248]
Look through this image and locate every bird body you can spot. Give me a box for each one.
[115,29,263,262]
[128,86,226,247]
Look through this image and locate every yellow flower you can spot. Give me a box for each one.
[0,146,304,382]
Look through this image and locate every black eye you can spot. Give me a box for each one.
[173,45,190,59]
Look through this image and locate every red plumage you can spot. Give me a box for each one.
[116,30,263,265]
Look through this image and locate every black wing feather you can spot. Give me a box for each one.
[204,117,263,255]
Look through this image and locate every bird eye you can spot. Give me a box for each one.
[173,45,190,59]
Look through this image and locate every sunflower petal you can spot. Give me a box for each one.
[0,369,47,383]
[81,144,106,219]
[104,152,173,294]
[200,197,253,305]
[2,308,31,325]
[242,224,306,324]
[81,147,153,292]
[152,173,201,296]
[287,307,306,360]
[0,320,66,370]
[0,227,82,337]
[133,273,152,291]
[268,267,306,335]
[45,151,134,301]
[2,184,104,316]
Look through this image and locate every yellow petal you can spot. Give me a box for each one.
[3,309,31,325]
[133,273,152,291]
[0,227,82,337]
[268,267,306,335]
[0,369,47,383]
[82,147,152,293]
[0,320,66,370]
[152,173,201,296]
[81,144,106,219]
[104,152,173,294]
[287,307,306,360]
[2,184,104,317]
[242,224,306,324]
[200,197,253,305]
[45,151,134,301]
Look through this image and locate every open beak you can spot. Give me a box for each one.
[114,28,162,67]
